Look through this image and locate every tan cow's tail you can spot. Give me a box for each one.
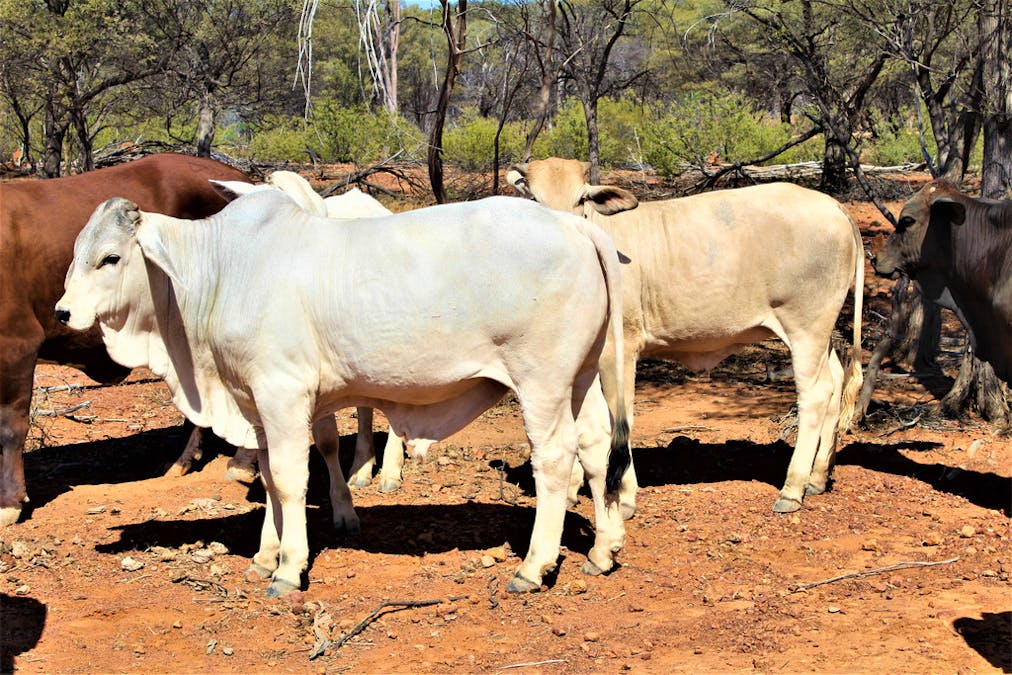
[838,210,865,435]
[576,218,631,495]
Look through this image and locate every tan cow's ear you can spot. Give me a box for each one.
[506,169,532,196]
[582,185,638,215]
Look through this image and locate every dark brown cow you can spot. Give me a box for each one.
[873,179,1012,383]
[0,153,249,525]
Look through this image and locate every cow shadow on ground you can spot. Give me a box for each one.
[505,434,1010,517]
[953,611,1012,672]
[837,441,1011,516]
[0,593,47,673]
[96,446,596,584]
[21,425,201,519]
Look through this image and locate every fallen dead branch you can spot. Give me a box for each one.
[499,659,567,670]
[310,596,467,660]
[33,401,91,418]
[790,557,960,593]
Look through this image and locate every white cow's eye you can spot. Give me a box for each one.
[99,254,121,268]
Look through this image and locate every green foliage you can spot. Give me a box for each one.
[311,100,424,164]
[643,90,823,176]
[443,109,525,170]
[248,116,314,162]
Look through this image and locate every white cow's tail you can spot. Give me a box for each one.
[838,210,865,435]
[576,219,631,495]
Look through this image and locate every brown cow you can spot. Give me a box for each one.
[873,179,1012,384]
[0,153,249,526]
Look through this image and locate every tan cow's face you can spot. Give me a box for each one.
[507,158,639,216]
[56,198,146,332]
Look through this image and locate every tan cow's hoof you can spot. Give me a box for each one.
[224,465,257,484]
[620,501,637,520]
[0,505,21,527]
[581,560,606,576]
[506,573,540,593]
[804,481,827,496]
[772,496,803,513]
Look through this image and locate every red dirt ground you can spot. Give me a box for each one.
[1,180,1009,674]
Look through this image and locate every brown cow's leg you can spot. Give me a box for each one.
[164,421,205,477]
[0,330,43,526]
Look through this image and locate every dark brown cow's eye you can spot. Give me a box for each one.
[99,254,120,268]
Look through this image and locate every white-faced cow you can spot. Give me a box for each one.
[208,172,415,493]
[0,153,249,527]
[56,191,630,597]
[508,158,864,515]
[873,179,1012,384]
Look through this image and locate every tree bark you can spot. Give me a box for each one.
[521,0,557,163]
[195,87,217,158]
[427,0,466,204]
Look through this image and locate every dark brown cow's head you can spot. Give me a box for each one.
[872,179,967,302]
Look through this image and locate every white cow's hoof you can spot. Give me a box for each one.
[620,501,637,521]
[772,496,803,513]
[377,477,402,493]
[350,475,373,489]
[581,560,607,576]
[506,573,541,593]
[266,577,301,598]
[0,505,21,527]
[244,562,274,581]
[804,481,827,497]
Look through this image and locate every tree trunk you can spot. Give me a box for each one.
[981,0,1012,198]
[195,88,217,158]
[522,0,557,163]
[382,0,400,115]
[70,106,94,172]
[43,98,68,178]
[584,98,601,184]
[941,346,1011,425]
[427,0,466,204]
[820,136,849,193]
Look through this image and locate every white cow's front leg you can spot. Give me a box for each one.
[311,416,360,534]
[256,420,312,598]
[508,407,578,593]
[248,447,280,580]
[347,407,377,488]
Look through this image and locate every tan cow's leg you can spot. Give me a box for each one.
[377,431,406,493]
[347,407,377,488]
[311,416,360,534]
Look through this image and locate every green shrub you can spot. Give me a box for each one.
[643,90,822,176]
[248,116,314,162]
[311,100,423,164]
[443,109,525,170]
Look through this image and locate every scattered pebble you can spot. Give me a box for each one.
[959,525,976,538]
[584,632,600,642]
[828,606,842,614]
[86,506,106,515]
[922,532,944,546]
[480,555,496,568]
[551,626,567,637]
[120,556,144,572]
[862,539,879,552]
[15,584,30,596]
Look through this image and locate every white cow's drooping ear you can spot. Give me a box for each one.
[209,179,264,202]
[506,169,532,196]
[136,219,185,287]
[265,171,327,216]
[581,184,639,216]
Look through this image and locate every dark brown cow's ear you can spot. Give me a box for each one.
[583,185,638,215]
[931,196,966,227]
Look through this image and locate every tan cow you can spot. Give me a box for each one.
[508,158,864,515]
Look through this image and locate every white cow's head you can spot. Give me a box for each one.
[56,198,149,334]
[210,170,328,216]
[506,158,639,217]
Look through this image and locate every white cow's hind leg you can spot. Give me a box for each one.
[225,445,259,483]
[508,396,578,593]
[805,349,845,497]
[311,416,360,534]
[347,407,377,488]
[573,374,625,576]
[774,344,835,513]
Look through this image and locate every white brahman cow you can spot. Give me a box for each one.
[210,172,413,493]
[56,190,630,597]
[508,158,864,514]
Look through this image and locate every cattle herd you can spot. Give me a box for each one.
[1,153,1008,602]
